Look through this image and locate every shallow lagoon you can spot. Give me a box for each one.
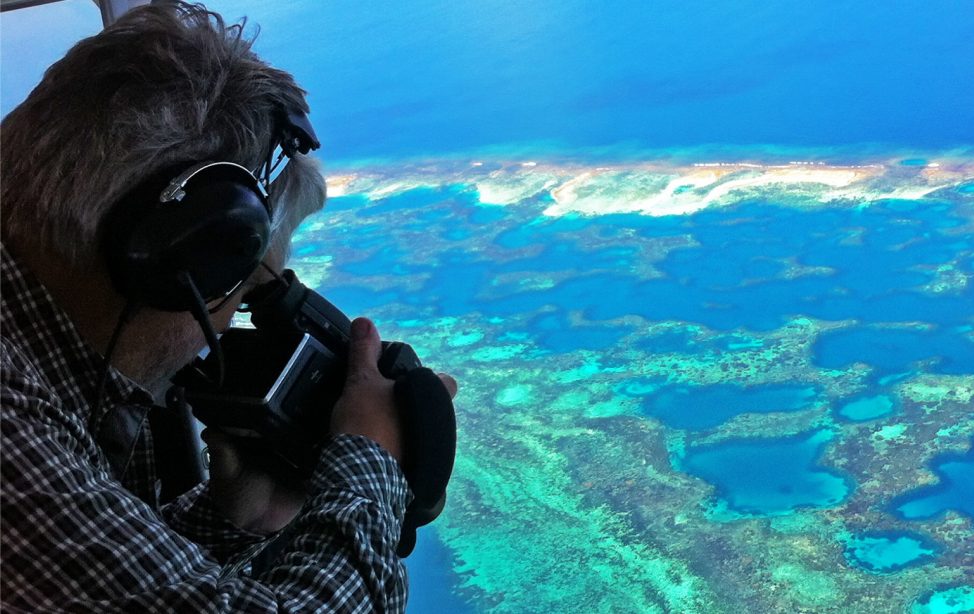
[912,585,974,614]
[838,394,898,422]
[679,430,852,515]
[843,531,939,573]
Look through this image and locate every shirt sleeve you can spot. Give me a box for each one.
[1,370,410,613]
[160,481,270,566]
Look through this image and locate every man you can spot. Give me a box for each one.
[1,3,454,611]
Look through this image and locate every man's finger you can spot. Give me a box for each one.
[201,428,243,479]
[347,317,382,375]
[438,372,458,398]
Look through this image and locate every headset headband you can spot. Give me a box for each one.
[162,161,268,203]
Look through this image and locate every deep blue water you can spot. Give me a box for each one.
[404,528,472,613]
[208,1,974,161]
[530,312,633,353]
[679,430,852,515]
[814,326,974,376]
[639,384,818,431]
[892,444,974,521]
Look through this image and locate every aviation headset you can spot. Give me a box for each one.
[90,108,320,471]
[103,108,320,313]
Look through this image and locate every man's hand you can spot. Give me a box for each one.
[329,318,402,459]
[330,317,458,462]
[202,428,308,534]
[204,316,458,534]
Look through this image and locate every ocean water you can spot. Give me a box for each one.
[215,1,974,162]
[4,2,974,157]
[3,1,973,612]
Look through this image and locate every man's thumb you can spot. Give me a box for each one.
[348,317,381,374]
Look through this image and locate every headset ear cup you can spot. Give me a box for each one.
[105,162,271,312]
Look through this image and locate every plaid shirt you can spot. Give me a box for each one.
[0,244,409,612]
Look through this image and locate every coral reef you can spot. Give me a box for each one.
[291,155,973,612]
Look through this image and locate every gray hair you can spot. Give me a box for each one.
[1,1,325,267]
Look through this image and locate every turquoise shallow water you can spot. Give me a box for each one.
[912,585,974,614]
[844,531,939,573]
[837,395,897,422]
[204,0,974,607]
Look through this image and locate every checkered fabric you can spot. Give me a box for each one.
[1,244,409,612]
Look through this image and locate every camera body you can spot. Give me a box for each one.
[176,270,421,472]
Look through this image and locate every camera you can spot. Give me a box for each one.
[173,269,456,556]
